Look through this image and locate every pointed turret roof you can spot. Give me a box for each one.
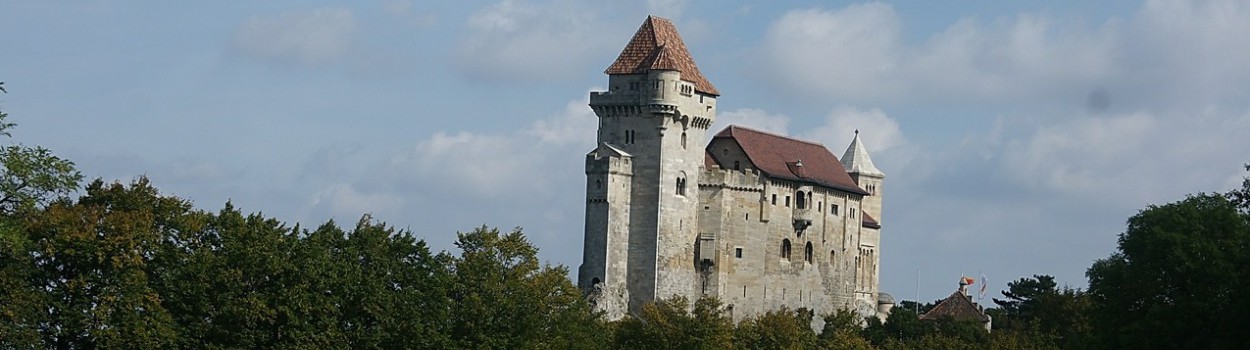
[841,130,885,177]
[605,16,719,96]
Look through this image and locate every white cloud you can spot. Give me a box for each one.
[308,183,405,222]
[524,96,598,145]
[761,4,902,101]
[711,108,791,135]
[802,105,905,156]
[385,94,597,197]
[757,0,1250,111]
[456,0,611,81]
[1001,109,1250,204]
[234,8,356,65]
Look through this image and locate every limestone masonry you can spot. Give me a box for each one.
[579,16,892,322]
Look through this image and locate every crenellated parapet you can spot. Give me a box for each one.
[699,165,765,192]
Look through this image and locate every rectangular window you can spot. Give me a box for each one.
[771,194,777,205]
[735,247,743,258]
[785,196,791,207]
[818,201,823,212]
[832,204,839,216]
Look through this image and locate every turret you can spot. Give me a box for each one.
[841,130,884,224]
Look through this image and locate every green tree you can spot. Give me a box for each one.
[734,307,817,350]
[25,179,182,349]
[990,275,1090,347]
[0,82,83,348]
[612,296,734,350]
[448,226,604,350]
[1086,189,1250,349]
[817,309,874,350]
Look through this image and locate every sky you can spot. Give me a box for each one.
[3,0,1249,304]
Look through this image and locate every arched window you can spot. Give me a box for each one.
[681,132,688,149]
[830,250,836,263]
[796,191,806,209]
[804,242,814,263]
[676,173,687,196]
[781,239,792,260]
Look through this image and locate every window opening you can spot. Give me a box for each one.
[734,161,740,170]
[796,191,806,209]
[781,239,792,260]
[805,242,814,263]
[735,248,743,258]
[681,132,687,149]
[785,196,791,207]
[771,194,777,205]
[676,175,687,196]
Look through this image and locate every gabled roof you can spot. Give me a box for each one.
[921,291,990,323]
[588,143,633,159]
[707,125,868,195]
[605,16,719,96]
[862,213,880,229]
[842,131,884,177]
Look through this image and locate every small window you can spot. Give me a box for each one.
[676,175,687,196]
[796,191,806,209]
[771,194,777,205]
[733,161,740,170]
[818,201,823,212]
[681,132,687,149]
[804,242,813,263]
[781,239,792,260]
[832,204,840,216]
[735,248,743,258]
[785,196,791,207]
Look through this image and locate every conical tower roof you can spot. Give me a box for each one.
[605,16,719,96]
[841,130,885,177]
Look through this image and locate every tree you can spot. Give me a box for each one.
[1087,188,1250,348]
[612,296,734,350]
[991,274,1090,346]
[448,226,604,350]
[23,179,183,349]
[734,307,818,350]
[0,86,82,216]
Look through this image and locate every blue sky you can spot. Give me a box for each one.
[4,0,1249,303]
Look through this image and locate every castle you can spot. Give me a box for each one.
[578,16,891,322]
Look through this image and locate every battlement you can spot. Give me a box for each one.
[699,164,765,191]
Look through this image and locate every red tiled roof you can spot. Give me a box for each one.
[605,16,719,96]
[862,213,880,229]
[921,291,990,323]
[707,125,868,195]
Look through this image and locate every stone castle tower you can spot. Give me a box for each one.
[580,16,889,322]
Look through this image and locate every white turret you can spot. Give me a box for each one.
[841,130,884,178]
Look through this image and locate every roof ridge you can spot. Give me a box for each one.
[724,125,826,148]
